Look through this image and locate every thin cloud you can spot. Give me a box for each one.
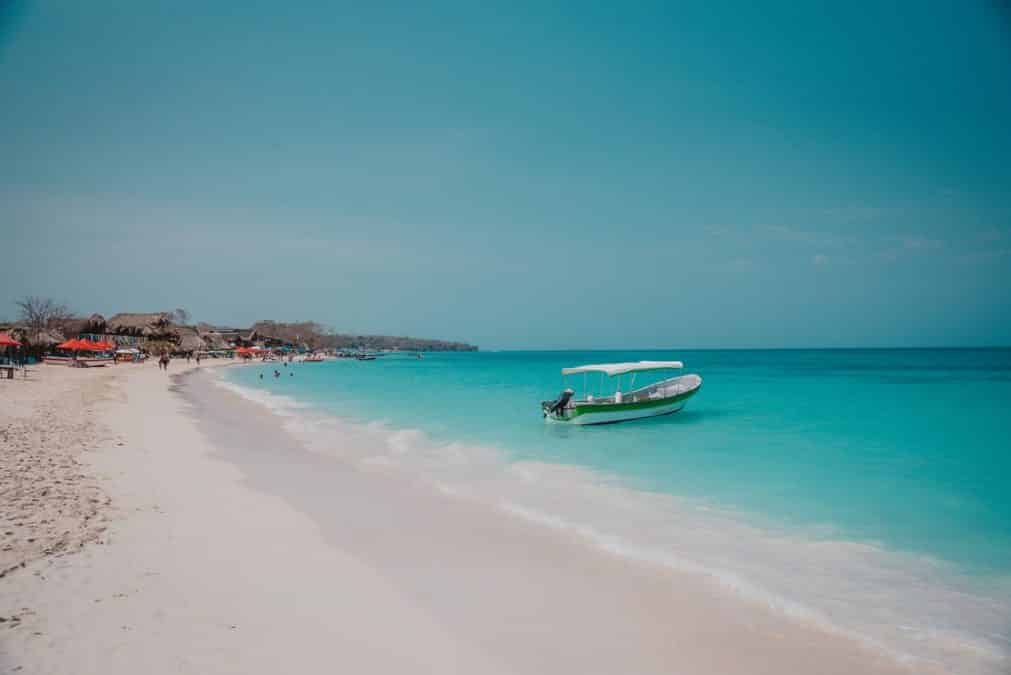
[898,236,945,251]
[762,224,850,248]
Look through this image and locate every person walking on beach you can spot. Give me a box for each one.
[195,352,202,366]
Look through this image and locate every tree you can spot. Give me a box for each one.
[169,308,191,325]
[16,296,72,342]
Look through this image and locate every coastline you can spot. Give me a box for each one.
[2,361,942,674]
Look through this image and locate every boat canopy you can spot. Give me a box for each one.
[561,361,684,377]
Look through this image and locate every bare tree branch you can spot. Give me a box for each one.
[16,296,72,342]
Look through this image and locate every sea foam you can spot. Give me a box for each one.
[210,370,1010,675]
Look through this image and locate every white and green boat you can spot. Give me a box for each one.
[541,360,702,425]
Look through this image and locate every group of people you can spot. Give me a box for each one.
[158,351,202,371]
[259,361,295,379]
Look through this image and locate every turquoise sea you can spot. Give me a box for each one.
[221,348,1011,672]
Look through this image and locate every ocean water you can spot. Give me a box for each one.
[220,349,1011,673]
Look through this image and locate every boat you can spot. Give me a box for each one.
[115,348,146,363]
[541,360,702,425]
[304,352,327,362]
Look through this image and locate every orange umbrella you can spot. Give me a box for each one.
[79,340,109,352]
[0,333,20,347]
[56,339,101,351]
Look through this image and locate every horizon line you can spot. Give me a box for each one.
[479,345,1011,352]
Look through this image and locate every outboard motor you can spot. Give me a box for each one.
[543,388,575,418]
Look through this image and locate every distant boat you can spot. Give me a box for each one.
[304,353,326,362]
[542,361,702,425]
[356,354,377,361]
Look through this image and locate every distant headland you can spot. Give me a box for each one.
[1,298,478,355]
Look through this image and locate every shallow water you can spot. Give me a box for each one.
[222,349,1011,673]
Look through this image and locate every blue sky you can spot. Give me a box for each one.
[2,0,1009,349]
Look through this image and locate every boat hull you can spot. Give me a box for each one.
[568,398,688,424]
[546,377,702,425]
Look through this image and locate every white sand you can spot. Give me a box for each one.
[1,361,938,674]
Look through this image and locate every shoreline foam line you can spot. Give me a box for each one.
[205,368,1010,674]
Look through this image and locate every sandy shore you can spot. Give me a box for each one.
[1,360,939,674]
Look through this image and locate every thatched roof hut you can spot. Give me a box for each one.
[176,327,207,353]
[53,316,91,339]
[196,324,240,350]
[84,313,106,333]
[0,321,65,350]
[0,326,63,355]
[203,333,231,350]
[107,312,176,338]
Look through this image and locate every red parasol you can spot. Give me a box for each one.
[78,339,109,352]
[0,333,21,347]
[55,339,105,351]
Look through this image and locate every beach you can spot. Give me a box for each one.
[4,0,1008,670]
[0,359,956,675]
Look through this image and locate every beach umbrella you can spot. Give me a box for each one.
[80,339,108,352]
[58,338,100,351]
[0,333,19,366]
[76,339,96,351]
